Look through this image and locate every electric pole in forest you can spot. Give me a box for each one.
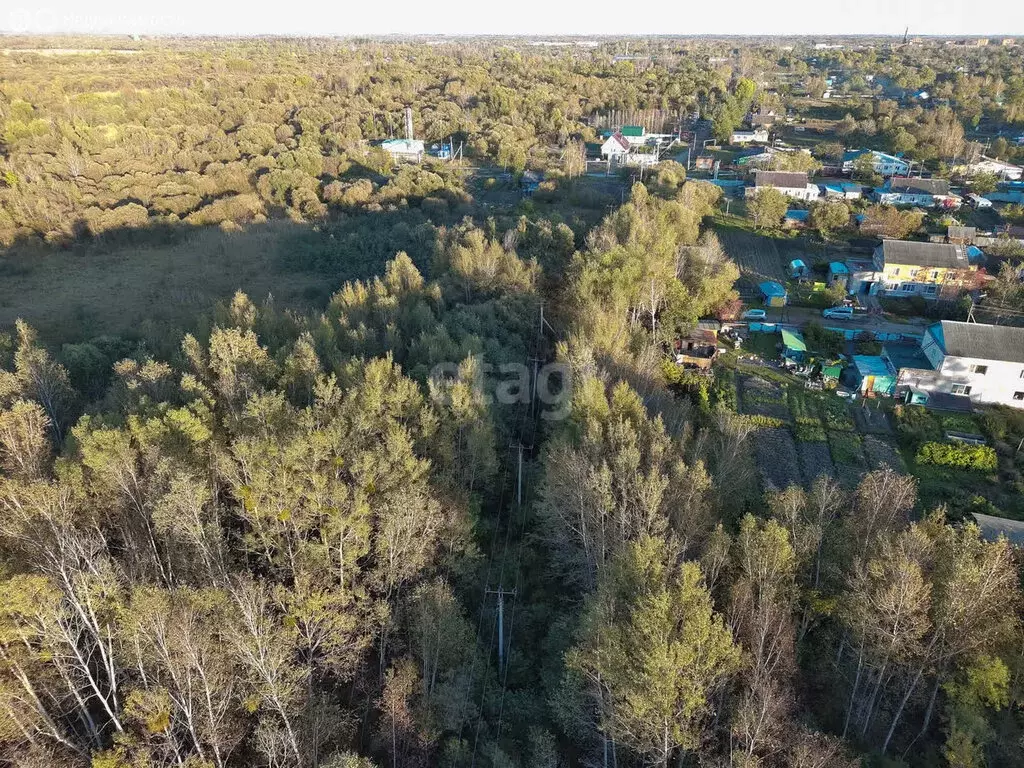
[485,585,516,673]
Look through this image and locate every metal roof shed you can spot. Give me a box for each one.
[852,355,896,396]
[781,328,807,360]
[759,281,788,307]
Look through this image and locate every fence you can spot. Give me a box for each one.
[746,322,921,344]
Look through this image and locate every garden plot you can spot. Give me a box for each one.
[852,405,893,435]
[817,396,856,432]
[828,431,868,488]
[753,428,803,491]
[863,436,906,472]
[716,228,788,292]
[740,376,792,421]
[798,441,836,486]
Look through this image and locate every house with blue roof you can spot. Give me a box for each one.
[822,182,862,200]
[842,149,910,177]
[895,321,1024,409]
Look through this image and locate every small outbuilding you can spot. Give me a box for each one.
[848,355,897,396]
[674,329,719,370]
[781,328,807,363]
[759,281,788,308]
[789,258,809,278]
[784,211,810,230]
[827,261,850,290]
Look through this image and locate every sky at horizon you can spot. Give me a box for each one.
[2,0,1023,37]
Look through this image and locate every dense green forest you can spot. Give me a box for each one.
[2,36,1024,768]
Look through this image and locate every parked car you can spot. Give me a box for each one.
[822,306,864,320]
[742,309,767,320]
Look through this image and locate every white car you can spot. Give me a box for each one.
[822,306,862,320]
[742,309,767,320]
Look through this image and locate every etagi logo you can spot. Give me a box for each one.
[430,361,572,421]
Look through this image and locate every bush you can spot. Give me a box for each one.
[916,442,998,472]
[804,321,844,356]
[893,404,942,444]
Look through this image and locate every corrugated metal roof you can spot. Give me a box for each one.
[935,320,1024,364]
[947,225,976,241]
[759,281,787,297]
[828,261,850,274]
[782,328,807,352]
[754,170,809,188]
[880,240,968,269]
[381,138,424,153]
[885,177,950,195]
[620,125,645,137]
[853,355,895,377]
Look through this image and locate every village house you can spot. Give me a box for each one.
[380,138,425,163]
[749,110,777,127]
[873,177,959,208]
[896,321,1024,409]
[731,128,770,144]
[600,132,631,159]
[746,170,821,202]
[821,181,863,200]
[842,149,911,177]
[960,156,1023,181]
[871,240,976,298]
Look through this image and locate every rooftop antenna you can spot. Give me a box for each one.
[404,106,414,141]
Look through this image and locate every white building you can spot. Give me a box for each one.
[731,128,769,144]
[842,149,911,177]
[745,171,820,202]
[961,156,1023,181]
[874,177,959,208]
[896,321,1024,409]
[601,132,631,158]
[381,138,424,163]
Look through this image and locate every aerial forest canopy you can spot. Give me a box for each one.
[1,34,1024,768]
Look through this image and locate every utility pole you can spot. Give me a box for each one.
[485,586,516,673]
[650,277,657,335]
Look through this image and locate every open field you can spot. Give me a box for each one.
[0,222,339,351]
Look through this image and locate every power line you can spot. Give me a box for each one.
[466,300,549,766]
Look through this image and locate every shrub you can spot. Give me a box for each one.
[744,414,788,429]
[893,404,942,443]
[795,417,827,442]
[916,442,997,472]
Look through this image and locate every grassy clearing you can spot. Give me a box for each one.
[741,332,781,361]
[0,221,339,352]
